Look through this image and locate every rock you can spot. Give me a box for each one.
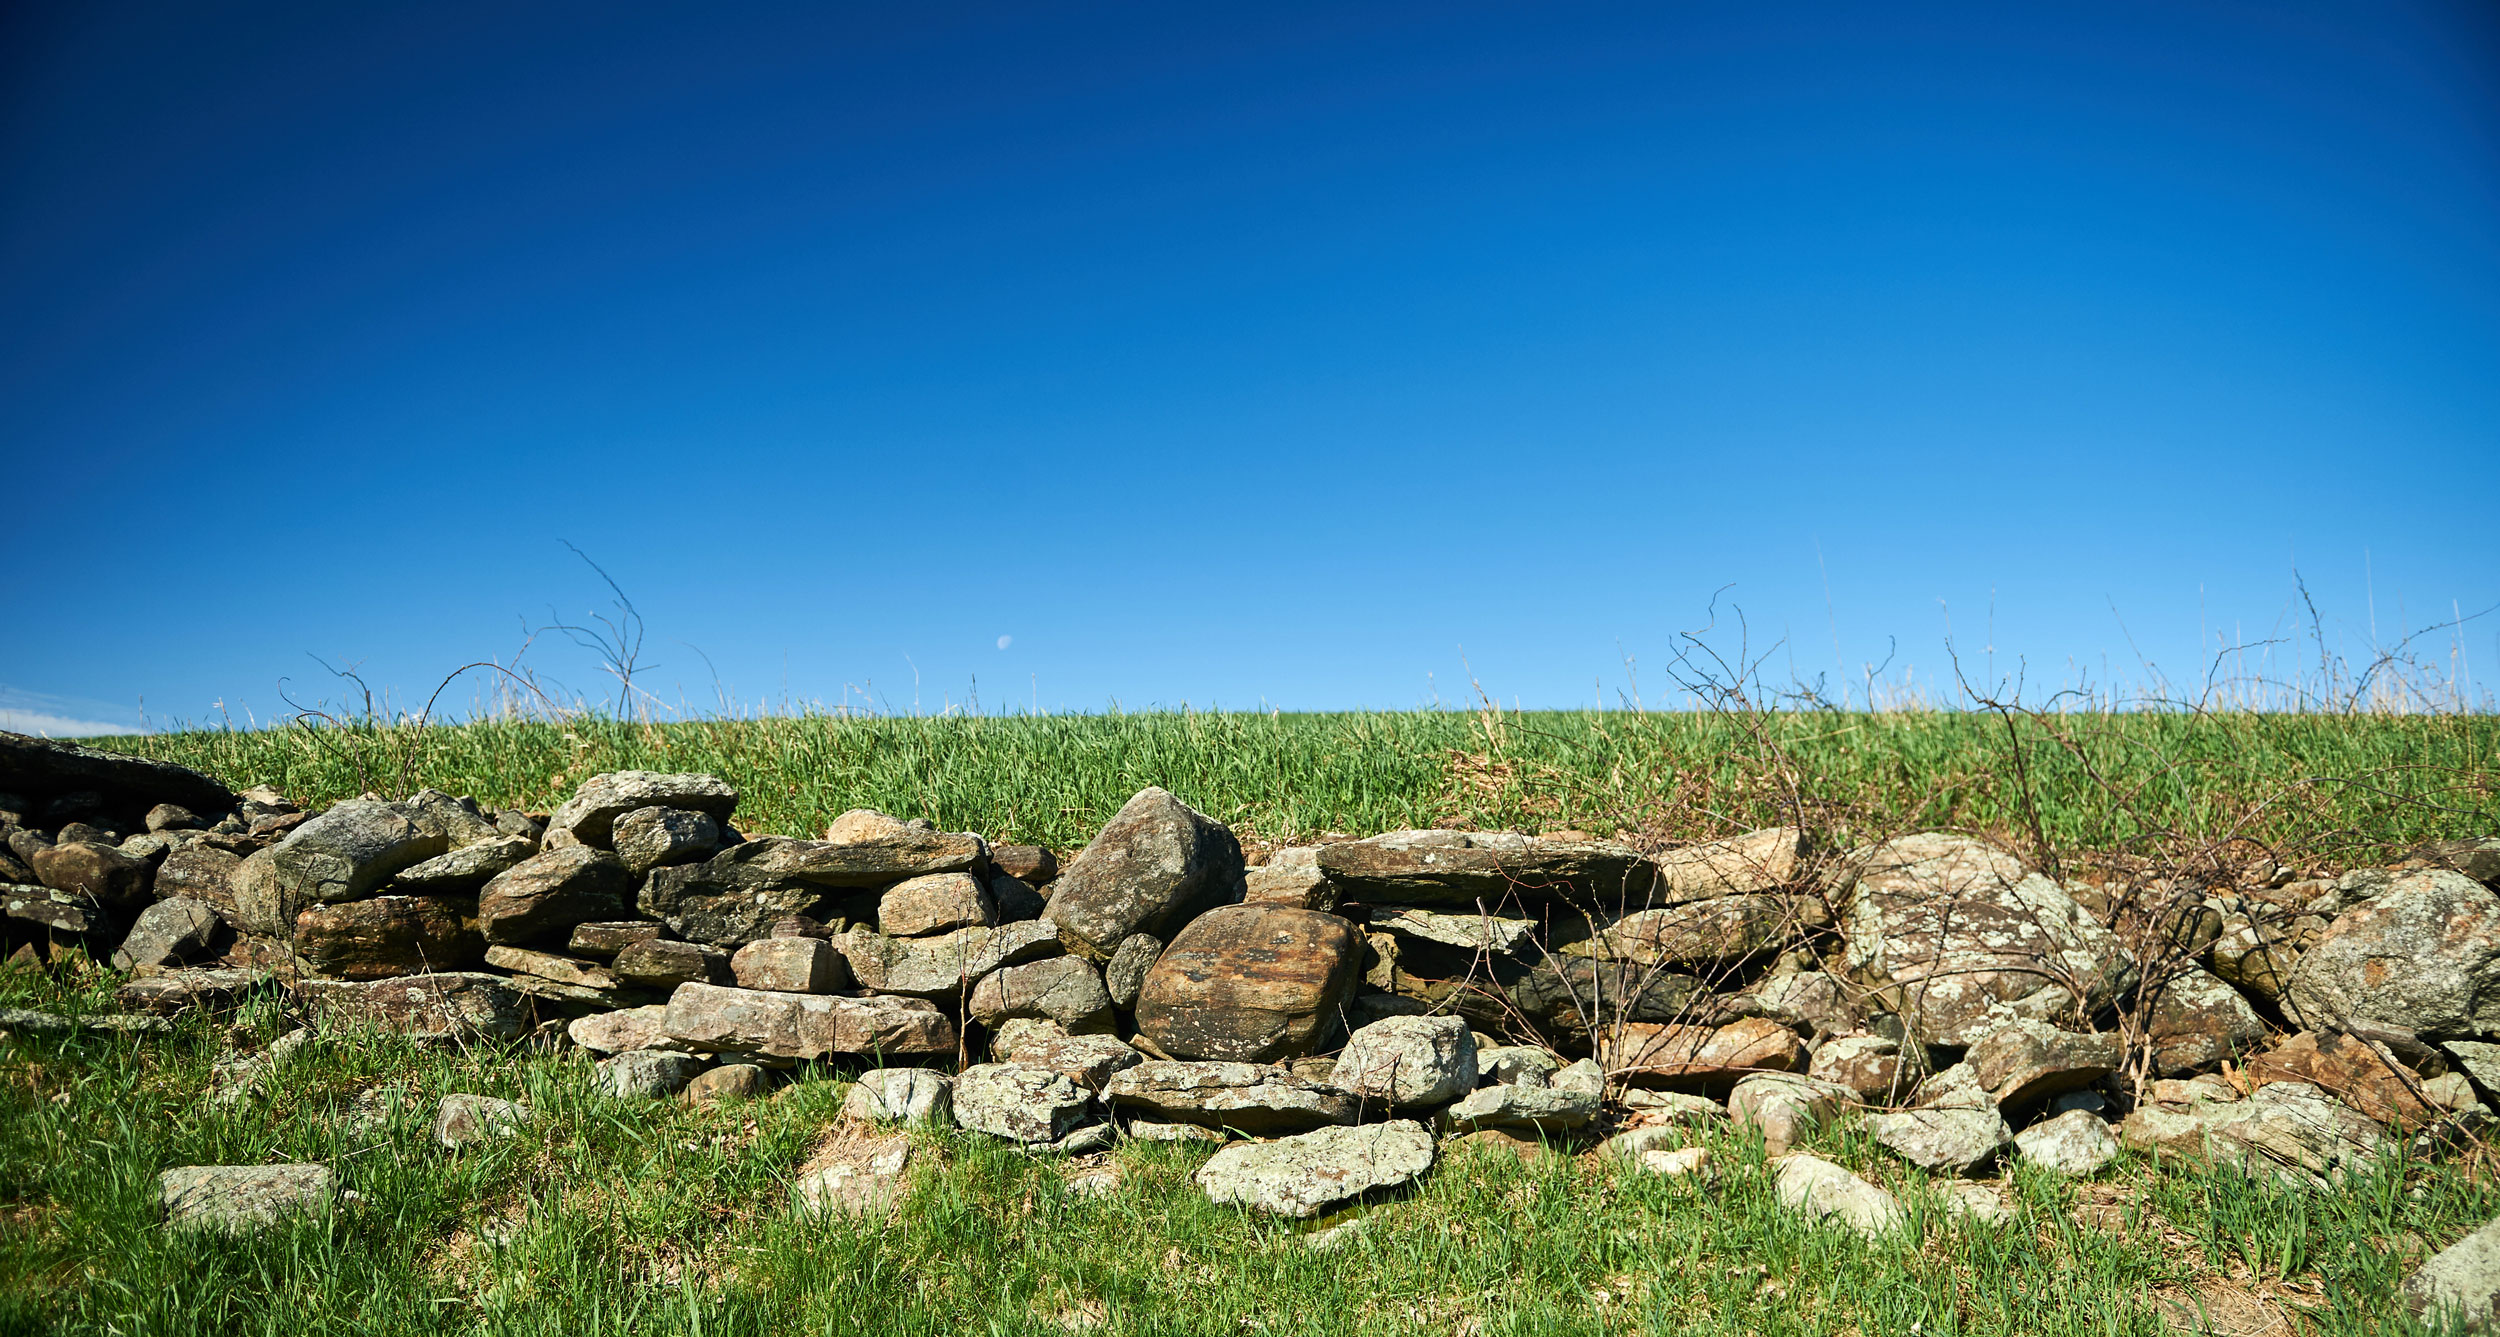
[392,836,536,895]
[597,1049,708,1098]
[839,921,1063,998]
[1937,1180,2013,1226]
[1774,1154,1906,1240]
[661,981,954,1059]
[1476,1045,1561,1088]
[111,896,220,970]
[999,1032,1144,1091]
[2209,909,2324,1005]
[841,1067,955,1125]
[1571,895,1804,969]
[2144,965,2269,1075]
[432,1093,530,1148]
[483,944,618,990]
[991,1016,1070,1056]
[227,848,295,937]
[1194,1120,1435,1219]
[1440,1083,1598,1134]
[1102,932,1161,1009]
[637,840,833,945]
[567,1004,685,1054]
[992,844,1057,885]
[2244,1029,2441,1129]
[33,839,155,909]
[1966,1020,2120,1110]
[1126,1119,1227,1143]
[2121,1079,2387,1189]
[954,1062,1099,1143]
[2014,1109,2118,1176]
[0,1005,74,1034]
[1504,956,1706,1041]
[1047,787,1246,959]
[986,875,1044,923]
[793,1134,915,1217]
[1652,828,1803,901]
[1553,1057,1605,1097]
[2285,869,2500,1038]
[970,956,1114,1033]
[1837,834,2136,1045]
[568,921,663,958]
[1244,848,1337,910]
[1603,1018,1807,1091]
[1728,1072,1855,1155]
[4,883,115,940]
[152,843,245,921]
[114,966,273,1015]
[270,800,447,905]
[292,895,484,980]
[1368,904,1542,955]
[1620,1089,1729,1124]
[296,971,531,1040]
[730,937,849,993]
[1809,1034,1914,1105]
[476,847,631,946]
[611,806,721,875]
[1317,830,1653,909]
[612,938,731,989]
[1334,1014,1478,1109]
[546,772,738,849]
[159,1164,331,1232]
[686,1063,769,1103]
[0,732,234,816]
[1103,1060,1359,1134]
[1864,1100,2012,1175]
[879,871,996,937]
[399,789,503,850]
[2404,1214,2500,1331]
[1133,905,1360,1062]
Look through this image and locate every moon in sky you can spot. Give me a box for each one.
[997,635,1012,650]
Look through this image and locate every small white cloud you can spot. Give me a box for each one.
[997,635,1013,650]
[0,685,147,737]
[0,708,141,738]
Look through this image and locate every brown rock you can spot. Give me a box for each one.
[730,936,849,993]
[31,841,153,908]
[476,846,631,946]
[483,944,619,990]
[1570,894,1808,969]
[292,896,484,980]
[1046,787,1245,960]
[1651,828,1804,901]
[1601,1017,1807,1091]
[568,921,663,958]
[2143,965,2269,1075]
[154,843,245,921]
[661,981,954,1059]
[837,921,1062,999]
[612,938,732,989]
[1134,905,1360,1062]
[1317,830,1654,909]
[1966,1019,2120,1110]
[878,872,995,937]
[992,844,1057,885]
[685,1063,771,1104]
[1243,848,1338,910]
[2245,1030,2440,1130]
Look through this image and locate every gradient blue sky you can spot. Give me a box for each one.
[3,1,2495,732]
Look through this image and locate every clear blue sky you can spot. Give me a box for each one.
[3,1,2495,732]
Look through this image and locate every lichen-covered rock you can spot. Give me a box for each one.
[546,772,738,849]
[296,971,530,1040]
[954,1062,1098,1143]
[610,807,721,876]
[1864,1101,2011,1175]
[685,1063,769,1104]
[1728,1072,1855,1155]
[1477,1045,1561,1089]
[1503,956,1707,1041]
[33,840,156,908]
[115,966,274,1015]
[159,1164,332,1232]
[153,843,245,922]
[2285,869,2500,1039]
[270,800,447,905]
[1440,1082,1597,1134]
[568,921,663,958]
[2143,965,2268,1075]
[2403,1214,2500,1331]
[661,981,953,1059]
[482,944,616,989]
[1966,1019,2120,1110]
[611,938,732,989]
[1773,1154,1906,1239]
[391,836,535,895]
[2014,1109,2118,1176]
[839,921,1063,999]
[793,1133,914,1218]
[841,1068,954,1125]
[1317,830,1652,909]
[1134,905,1359,1062]
[997,1031,1143,1091]
[879,872,995,937]
[1571,895,1810,969]
[112,896,220,970]
[2209,909,2325,1005]
[596,1049,709,1098]
[730,936,848,993]
[1103,932,1161,1009]
[432,1093,530,1148]
[969,956,1114,1033]
[1651,828,1803,901]
[1809,1033,1913,1105]
[1243,847,1336,910]
[1194,1120,1435,1219]
[1602,1017,1807,1091]
[476,846,631,946]
[1836,834,2136,1045]
[1334,1014,1478,1109]
[2243,1029,2441,1129]
[1047,787,1245,960]
[1103,1060,1358,1134]
[292,895,483,980]
[2120,1079,2387,1189]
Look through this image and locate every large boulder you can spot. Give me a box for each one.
[1046,787,1245,960]
[660,981,953,1059]
[1333,1014,1478,1109]
[1133,905,1360,1062]
[2284,869,2500,1038]
[269,800,447,905]
[291,895,483,980]
[545,772,737,848]
[475,847,631,946]
[295,971,531,1040]
[838,921,1063,999]
[1103,1060,1358,1134]
[1836,834,2136,1045]
[1194,1120,1435,1219]
[1317,830,1652,909]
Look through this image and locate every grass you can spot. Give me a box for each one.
[1,955,2491,1337]
[92,707,2499,862]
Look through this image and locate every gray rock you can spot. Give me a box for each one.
[1774,1154,1906,1240]
[998,1032,1144,1091]
[145,803,204,833]
[1102,932,1162,1009]
[989,873,1048,922]
[1809,1034,1913,1105]
[612,938,731,989]
[879,871,996,937]
[730,936,848,993]
[271,800,447,905]
[661,981,953,1059]
[1836,834,2136,1045]
[432,1093,530,1148]
[0,733,233,821]
[2014,1109,2118,1176]
[115,966,274,1016]
[611,806,722,876]
[2144,965,2269,1075]
[2286,869,2500,1038]
[1194,1120,1435,1218]
[839,921,1063,999]
[1728,1072,1855,1155]
[1046,787,1246,960]
[295,971,531,1040]
[597,1049,708,1098]
[686,1064,770,1103]
[111,896,220,970]
[954,1062,1099,1143]
[151,843,245,922]
[568,921,663,958]
[2424,838,2500,885]
[1440,1083,1597,1134]
[476,846,632,946]
[567,1004,685,1054]
[1335,1014,1477,1109]
[969,956,1114,1033]
[1368,904,1541,954]
[1865,1102,2012,1176]
[1552,1057,1606,1098]
[391,836,536,895]
[2119,1078,2388,1189]
[401,789,504,850]
[793,1133,913,1218]
[841,1068,954,1125]
[546,772,738,849]
[2404,1214,2500,1331]
[1102,1060,1358,1134]
[1619,1089,1729,1124]
[1476,1045,1561,1089]
[1126,1119,1228,1143]
[159,1164,333,1232]
[1966,1019,2121,1109]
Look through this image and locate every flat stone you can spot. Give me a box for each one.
[1194,1120,1435,1219]
[115,967,274,1016]
[660,981,954,1059]
[1133,905,1360,1062]
[477,847,632,946]
[159,1164,332,1232]
[0,733,234,815]
[295,971,531,1040]
[1102,1060,1358,1134]
[1570,895,1804,969]
[838,921,1063,999]
[1333,1014,1477,1109]
[292,895,484,981]
[970,956,1114,1033]
[612,938,731,989]
[152,843,245,922]
[597,1049,708,1098]
[2244,1029,2441,1129]
[546,772,738,848]
[730,936,849,993]
[1126,1119,1227,1143]
[568,921,663,958]
[270,800,447,905]
[483,944,617,990]
[954,1062,1099,1143]
[879,872,996,937]
[432,1093,530,1148]
[1602,1017,1807,1091]
[1439,1083,1597,1134]
[1966,1019,2120,1110]
[1774,1154,1906,1240]
[1317,830,1654,909]
[1865,1103,2012,1176]
[1476,1045,1560,1088]
[111,897,220,970]
[841,1068,954,1125]
[1619,1089,1730,1125]
[1651,828,1803,901]
[2014,1109,2118,1176]
[1047,787,1246,959]
[999,1032,1144,1091]
[1368,905,1541,955]
[793,1133,914,1218]
[391,836,535,895]
[567,1004,685,1054]
[1243,848,1337,911]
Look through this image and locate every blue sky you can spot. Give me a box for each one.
[3,1,2495,732]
